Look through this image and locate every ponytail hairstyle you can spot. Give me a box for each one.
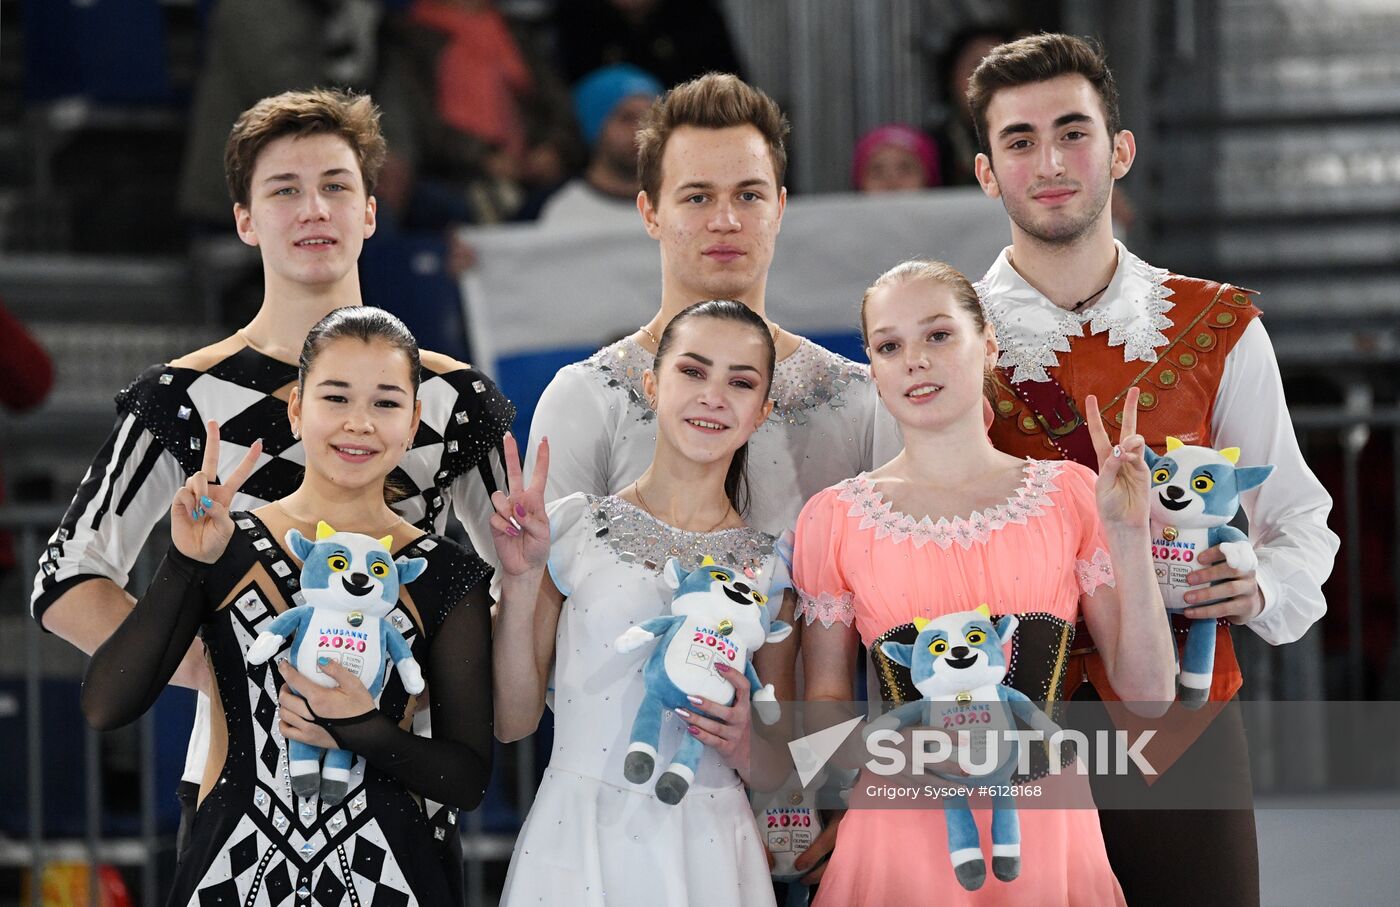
[298,305,422,397]
[860,259,999,404]
[653,300,776,518]
[297,306,422,504]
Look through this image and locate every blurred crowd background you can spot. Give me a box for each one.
[0,1,1398,904]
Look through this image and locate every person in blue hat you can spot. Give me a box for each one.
[538,63,664,226]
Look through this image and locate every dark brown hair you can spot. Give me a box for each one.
[297,306,421,505]
[225,88,387,207]
[299,306,421,397]
[653,300,776,518]
[636,73,790,201]
[966,33,1121,158]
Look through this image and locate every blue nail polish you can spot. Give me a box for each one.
[192,508,202,519]
[201,496,214,508]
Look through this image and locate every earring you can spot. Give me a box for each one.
[291,427,300,441]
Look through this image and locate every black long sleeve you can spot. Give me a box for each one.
[322,582,494,810]
[81,547,209,731]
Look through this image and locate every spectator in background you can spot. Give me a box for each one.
[0,299,55,576]
[556,0,744,87]
[401,0,581,223]
[536,64,663,226]
[933,25,1015,188]
[851,123,942,193]
[179,0,399,229]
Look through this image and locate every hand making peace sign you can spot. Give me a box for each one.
[489,431,552,576]
[1085,387,1151,531]
[171,421,263,564]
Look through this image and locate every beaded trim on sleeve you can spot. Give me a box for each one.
[767,340,871,426]
[1074,548,1116,594]
[796,589,857,628]
[585,338,657,422]
[836,459,1064,549]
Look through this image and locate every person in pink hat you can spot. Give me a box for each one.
[852,124,942,193]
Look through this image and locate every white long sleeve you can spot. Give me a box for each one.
[1211,319,1339,645]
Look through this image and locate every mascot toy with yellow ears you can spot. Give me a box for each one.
[871,606,1059,892]
[615,556,791,805]
[1144,438,1274,707]
[246,521,428,804]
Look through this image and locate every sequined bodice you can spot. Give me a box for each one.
[545,493,788,790]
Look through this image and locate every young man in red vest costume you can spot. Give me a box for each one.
[968,33,1338,906]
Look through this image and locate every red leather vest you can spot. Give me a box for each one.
[988,278,1261,706]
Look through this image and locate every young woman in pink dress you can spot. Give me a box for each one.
[792,260,1176,905]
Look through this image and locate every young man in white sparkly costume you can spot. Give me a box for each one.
[33,88,513,855]
[523,73,899,886]
[968,33,1337,906]
[526,72,899,540]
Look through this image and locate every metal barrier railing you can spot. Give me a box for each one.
[1,400,1395,903]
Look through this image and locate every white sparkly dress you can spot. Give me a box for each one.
[525,336,901,536]
[499,493,790,907]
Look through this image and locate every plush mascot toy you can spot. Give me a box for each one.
[246,521,428,804]
[615,556,791,805]
[1144,438,1274,706]
[872,606,1058,892]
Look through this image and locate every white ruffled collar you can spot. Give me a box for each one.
[974,240,1175,383]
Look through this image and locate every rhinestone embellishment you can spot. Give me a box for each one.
[586,496,774,577]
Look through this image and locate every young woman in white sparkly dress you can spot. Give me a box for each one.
[492,300,795,907]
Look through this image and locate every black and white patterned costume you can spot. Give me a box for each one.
[82,514,494,906]
[31,338,512,798]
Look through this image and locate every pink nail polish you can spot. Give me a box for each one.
[688,726,701,736]
[675,708,691,719]
[687,695,703,706]
[715,663,729,673]
[515,503,526,519]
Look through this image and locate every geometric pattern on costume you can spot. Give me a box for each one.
[115,347,514,529]
[171,513,484,907]
[34,342,513,617]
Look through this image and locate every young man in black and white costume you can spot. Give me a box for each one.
[32,88,513,852]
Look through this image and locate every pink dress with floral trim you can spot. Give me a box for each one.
[793,459,1126,907]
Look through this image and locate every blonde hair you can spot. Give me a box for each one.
[860,259,999,401]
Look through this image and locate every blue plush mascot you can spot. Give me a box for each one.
[1145,437,1274,706]
[246,521,428,804]
[872,605,1058,891]
[615,556,791,805]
